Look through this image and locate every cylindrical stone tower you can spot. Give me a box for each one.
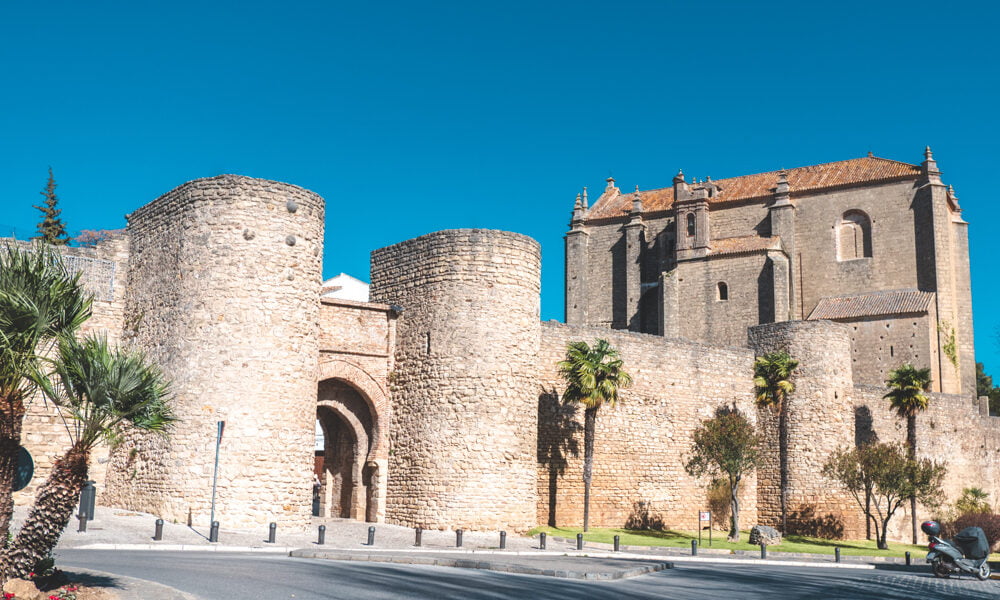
[370,229,540,531]
[103,175,324,530]
[748,320,861,535]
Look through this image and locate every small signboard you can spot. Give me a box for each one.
[13,446,33,492]
[698,510,712,546]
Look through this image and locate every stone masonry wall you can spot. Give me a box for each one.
[370,229,540,532]
[851,385,1000,541]
[748,320,863,537]
[538,322,758,531]
[101,175,324,531]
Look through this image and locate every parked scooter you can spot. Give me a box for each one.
[922,520,992,580]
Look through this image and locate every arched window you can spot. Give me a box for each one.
[686,213,696,236]
[717,281,728,301]
[837,210,872,260]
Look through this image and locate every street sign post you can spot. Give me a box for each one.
[699,510,712,546]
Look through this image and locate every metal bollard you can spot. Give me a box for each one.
[267,522,277,544]
[500,531,506,549]
[905,551,911,566]
[154,518,164,541]
[415,527,422,547]
[79,481,96,521]
[576,533,584,550]
[367,526,375,546]
[760,543,767,559]
[209,521,219,543]
[318,525,326,545]
[77,513,87,533]
[835,547,841,563]
[456,529,463,547]
[691,540,697,556]
[614,535,620,552]
[539,532,547,550]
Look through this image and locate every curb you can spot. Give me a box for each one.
[63,566,199,600]
[290,549,672,580]
[76,543,294,553]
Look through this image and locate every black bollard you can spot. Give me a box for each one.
[456,529,463,547]
[268,522,277,544]
[540,532,546,550]
[500,531,506,549]
[691,540,697,556]
[367,526,375,546]
[77,512,87,533]
[318,525,326,545]
[154,518,164,541]
[835,547,841,563]
[905,551,911,566]
[576,533,584,550]
[614,535,620,552]
[79,481,96,521]
[415,527,422,547]
[760,543,767,559]
[209,521,219,543]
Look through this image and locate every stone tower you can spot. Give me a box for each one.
[370,229,540,531]
[748,320,860,534]
[103,175,325,530]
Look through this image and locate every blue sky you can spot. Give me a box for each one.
[3,1,999,373]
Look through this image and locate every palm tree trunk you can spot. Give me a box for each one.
[3,442,89,581]
[907,414,917,544]
[0,394,26,548]
[583,407,596,533]
[778,410,788,535]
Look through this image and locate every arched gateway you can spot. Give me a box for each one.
[315,359,390,522]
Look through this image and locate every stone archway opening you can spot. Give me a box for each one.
[315,378,376,521]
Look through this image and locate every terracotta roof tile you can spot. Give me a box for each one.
[708,236,782,256]
[807,289,934,320]
[587,156,922,220]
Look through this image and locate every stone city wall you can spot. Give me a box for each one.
[538,321,758,531]
[851,385,1000,541]
[101,175,324,531]
[371,229,540,532]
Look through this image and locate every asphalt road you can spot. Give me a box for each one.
[57,550,999,600]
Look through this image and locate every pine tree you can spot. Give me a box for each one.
[33,167,69,245]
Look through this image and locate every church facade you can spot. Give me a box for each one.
[565,149,974,396]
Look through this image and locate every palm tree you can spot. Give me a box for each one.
[884,363,931,544]
[753,350,798,534]
[557,339,632,532]
[0,243,91,545]
[4,335,174,579]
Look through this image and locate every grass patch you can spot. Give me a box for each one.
[525,526,942,558]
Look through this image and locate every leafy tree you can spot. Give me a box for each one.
[0,244,91,555]
[884,363,932,543]
[557,339,632,532]
[684,408,761,542]
[753,350,798,534]
[73,229,124,249]
[975,362,1000,416]
[32,168,69,246]
[823,443,945,550]
[4,335,174,579]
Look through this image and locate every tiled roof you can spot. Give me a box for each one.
[587,156,922,220]
[709,236,782,256]
[807,289,934,320]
